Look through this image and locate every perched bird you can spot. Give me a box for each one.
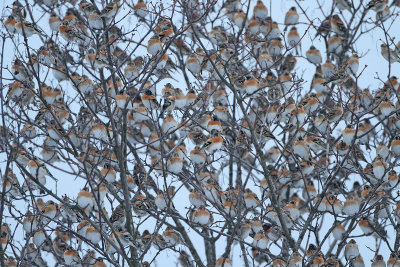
[331,14,347,36]
[335,0,352,11]
[284,7,299,31]
[367,0,388,12]
[306,46,322,65]
[345,239,360,260]
[381,44,400,63]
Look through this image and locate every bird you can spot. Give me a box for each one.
[252,230,268,250]
[253,0,268,20]
[15,20,44,37]
[287,26,301,54]
[330,14,347,36]
[367,0,389,12]
[345,239,360,260]
[306,46,322,65]
[381,44,400,63]
[372,255,386,267]
[335,0,352,11]
[284,7,299,31]
[100,0,121,19]
[191,206,212,225]
[178,250,193,267]
[134,0,148,18]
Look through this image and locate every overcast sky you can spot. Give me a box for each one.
[1,0,400,266]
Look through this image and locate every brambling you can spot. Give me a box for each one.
[64,246,82,266]
[77,187,94,210]
[328,35,343,54]
[86,226,101,244]
[134,0,148,18]
[23,211,38,233]
[343,192,360,216]
[288,252,302,267]
[162,114,178,134]
[254,0,268,20]
[371,254,386,267]
[162,226,182,246]
[4,15,18,33]
[387,253,400,267]
[287,26,301,53]
[88,10,103,30]
[331,14,347,36]
[335,0,352,11]
[381,44,400,63]
[347,53,359,75]
[273,259,287,267]
[372,155,387,180]
[284,7,299,30]
[367,0,388,12]
[306,46,322,65]
[314,16,331,39]
[100,0,121,19]
[268,38,283,56]
[333,224,345,240]
[15,20,44,37]
[191,206,211,225]
[178,251,193,267]
[252,230,268,250]
[321,60,336,79]
[352,256,365,267]
[376,6,390,21]
[233,11,246,28]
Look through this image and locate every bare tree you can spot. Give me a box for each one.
[1,0,400,266]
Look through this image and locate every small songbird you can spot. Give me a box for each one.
[284,7,299,31]
[40,200,58,224]
[345,239,360,260]
[306,46,322,65]
[15,20,45,37]
[391,135,400,156]
[100,0,121,19]
[49,12,61,31]
[253,0,268,20]
[372,255,386,267]
[287,26,301,54]
[28,158,57,185]
[147,35,163,56]
[268,38,283,56]
[330,14,347,36]
[314,16,331,39]
[86,226,101,244]
[4,15,18,33]
[347,53,359,75]
[372,155,387,180]
[293,137,310,159]
[252,230,268,250]
[367,0,388,12]
[63,246,82,266]
[199,130,224,153]
[134,0,148,18]
[77,187,94,210]
[141,90,159,110]
[178,250,193,267]
[387,253,400,267]
[335,0,352,11]
[159,96,176,118]
[191,206,211,225]
[381,44,400,63]
[328,35,343,54]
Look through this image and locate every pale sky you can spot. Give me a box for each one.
[1,0,400,266]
